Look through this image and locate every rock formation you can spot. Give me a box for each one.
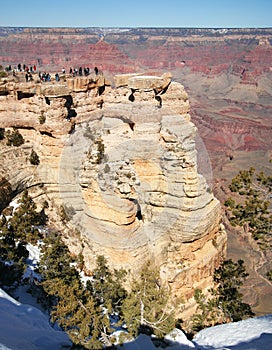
[0,71,226,319]
[2,25,271,316]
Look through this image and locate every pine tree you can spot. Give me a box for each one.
[0,259,26,287]
[87,255,127,314]
[192,289,224,331]
[39,232,78,282]
[192,259,254,331]
[48,278,105,349]
[0,221,28,287]
[38,232,107,348]
[9,190,43,243]
[0,191,45,287]
[121,261,175,337]
[214,259,254,322]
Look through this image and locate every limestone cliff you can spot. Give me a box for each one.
[0,71,226,319]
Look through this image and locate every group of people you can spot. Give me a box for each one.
[6,62,102,83]
[25,72,33,82]
[68,66,100,77]
[39,72,52,82]
[5,63,36,78]
[12,63,36,74]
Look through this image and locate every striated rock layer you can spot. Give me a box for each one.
[0,72,226,318]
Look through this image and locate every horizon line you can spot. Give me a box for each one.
[1,26,272,29]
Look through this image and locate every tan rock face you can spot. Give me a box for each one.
[0,73,226,320]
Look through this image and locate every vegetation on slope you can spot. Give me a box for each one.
[0,190,255,347]
[192,259,254,331]
[225,166,272,249]
[224,165,272,281]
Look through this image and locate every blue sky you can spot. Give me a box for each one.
[0,0,271,28]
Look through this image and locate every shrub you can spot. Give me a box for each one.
[38,114,46,124]
[104,164,110,173]
[59,204,76,223]
[83,125,95,140]
[266,270,272,281]
[0,128,4,140]
[42,200,49,209]
[29,149,40,165]
[6,128,24,146]
[96,139,105,164]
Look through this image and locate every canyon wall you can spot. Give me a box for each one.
[1,27,271,76]
[0,72,226,318]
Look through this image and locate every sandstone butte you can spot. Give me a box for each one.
[0,70,227,321]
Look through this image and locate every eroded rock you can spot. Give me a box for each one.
[0,72,226,320]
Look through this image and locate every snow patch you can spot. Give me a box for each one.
[0,288,71,350]
[193,314,272,350]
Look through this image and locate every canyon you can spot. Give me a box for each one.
[0,27,272,316]
[1,27,272,173]
[0,71,226,321]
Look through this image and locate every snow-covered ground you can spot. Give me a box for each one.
[0,286,272,350]
[193,315,272,350]
[0,288,71,350]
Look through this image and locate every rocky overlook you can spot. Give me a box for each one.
[0,71,226,319]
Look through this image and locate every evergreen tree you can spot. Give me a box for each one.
[0,221,28,287]
[0,259,26,287]
[9,190,44,243]
[38,232,108,348]
[192,259,254,331]
[0,192,44,287]
[121,261,175,337]
[39,232,79,282]
[87,255,127,314]
[47,278,104,349]
[192,289,224,331]
[0,191,47,287]
[214,259,254,322]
